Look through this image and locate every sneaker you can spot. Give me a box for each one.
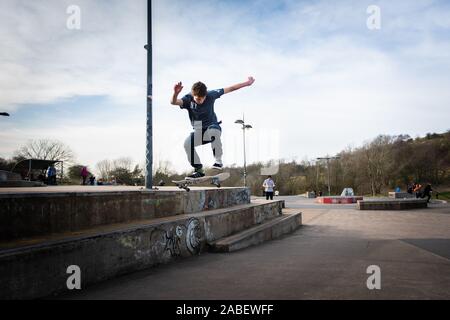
[212,163,223,170]
[186,170,205,179]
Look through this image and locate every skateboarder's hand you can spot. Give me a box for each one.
[174,82,184,95]
[246,77,255,86]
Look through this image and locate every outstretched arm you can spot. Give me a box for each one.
[170,82,184,106]
[223,77,255,94]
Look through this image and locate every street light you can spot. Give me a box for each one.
[144,0,153,189]
[235,116,252,188]
[317,156,340,196]
[0,112,10,116]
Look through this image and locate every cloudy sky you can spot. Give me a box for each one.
[1,0,449,174]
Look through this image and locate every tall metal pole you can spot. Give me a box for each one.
[145,0,153,189]
[235,115,252,188]
[243,125,247,188]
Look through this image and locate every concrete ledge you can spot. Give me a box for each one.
[0,187,251,241]
[358,198,428,210]
[317,196,363,204]
[210,209,302,253]
[0,200,282,299]
[389,192,415,199]
[0,170,21,182]
[0,181,45,188]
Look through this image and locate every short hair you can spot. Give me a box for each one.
[192,82,207,97]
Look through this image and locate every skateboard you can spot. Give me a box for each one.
[173,172,230,192]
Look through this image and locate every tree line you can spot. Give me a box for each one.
[1,131,449,195]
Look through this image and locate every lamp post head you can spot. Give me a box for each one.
[0,112,10,117]
[244,125,253,129]
[235,120,244,125]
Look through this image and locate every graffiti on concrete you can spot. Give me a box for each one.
[235,189,250,204]
[186,218,203,255]
[164,225,184,257]
[117,219,204,259]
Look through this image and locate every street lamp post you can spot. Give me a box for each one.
[235,116,252,188]
[144,0,153,189]
[317,156,340,196]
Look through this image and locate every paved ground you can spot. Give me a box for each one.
[59,196,450,300]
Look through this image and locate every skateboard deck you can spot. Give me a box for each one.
[173,172,230,191]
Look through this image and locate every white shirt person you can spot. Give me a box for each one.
[263,176,276,200]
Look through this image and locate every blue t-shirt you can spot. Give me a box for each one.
[180,89,224,128]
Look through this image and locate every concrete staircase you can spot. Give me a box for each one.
[0,187,301,299]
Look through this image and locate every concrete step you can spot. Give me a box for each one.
[0,200,284,299]
[0,187,251,241]
[358,198,428,210]
[209,209,302,253]
[0,200,284,252]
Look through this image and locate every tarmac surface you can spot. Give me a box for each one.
[58,196,450,300]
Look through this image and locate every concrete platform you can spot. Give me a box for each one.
[0,186,302,300]
[0,186,251,241]
[358,198,428,210]
[389,192,415,199]
[316,196,364,204]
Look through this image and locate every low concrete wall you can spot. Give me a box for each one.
[0,170,21,182]
[389,192,415,199]
[0,188,251,241]
[358,199,428,210]
[0,200,282,300]
[317,196,363,204]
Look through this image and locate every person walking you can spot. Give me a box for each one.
[263,176,276,200]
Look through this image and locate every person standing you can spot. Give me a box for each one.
[263,176,276,200]
[81,166,89,185]
[47,165,57,185]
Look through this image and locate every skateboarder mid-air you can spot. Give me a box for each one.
[171,77,255,179]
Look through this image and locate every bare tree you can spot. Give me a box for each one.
[14,139,75,164]
[96,159,112,180]
[112,157,133,172]
[362,135,394,196]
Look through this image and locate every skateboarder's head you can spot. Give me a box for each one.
[192,82,207,104]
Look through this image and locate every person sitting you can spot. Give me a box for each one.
[407,184,413,194]
[413,183,422,198]
[421,184,432,203]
